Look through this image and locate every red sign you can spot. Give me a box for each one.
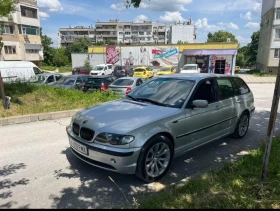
[152,49,164,54]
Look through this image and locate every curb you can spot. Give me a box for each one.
[0,109,80,126]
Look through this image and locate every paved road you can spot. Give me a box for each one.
[0,84,279,209]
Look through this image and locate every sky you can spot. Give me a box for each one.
[37,0,262,47]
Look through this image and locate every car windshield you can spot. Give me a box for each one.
[57,77,75,86]
[112,79,134,86]
[160,67,171,71]
[86,78,103,85]
[183,66,197,70]
[127,78,195,108]
[115,66,123,70]
[35,75,46,83]
[93,66,104,71]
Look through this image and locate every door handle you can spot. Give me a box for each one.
[236,99,241,103]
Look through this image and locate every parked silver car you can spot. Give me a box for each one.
[109,77,144,97]
[35,73,64,85]
[66,74,255,182]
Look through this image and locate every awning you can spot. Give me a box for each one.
[183,49,237,56]
[25,44,42,50]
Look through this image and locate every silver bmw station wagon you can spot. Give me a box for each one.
[66,74,255,182]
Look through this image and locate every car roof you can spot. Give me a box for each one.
[37,73,62,77]
[65,75,90,78]
[115,77,141,80]
[156,73,238,82]
[88,75,114,79]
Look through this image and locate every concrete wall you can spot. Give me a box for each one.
[257,8,274,72]
[262,0,275,17]
[170,25,195,44]
[71,53,106,69]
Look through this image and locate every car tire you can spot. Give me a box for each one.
[135,135,173,183]
[232,112,250,139]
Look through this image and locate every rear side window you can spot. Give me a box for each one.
[86,78,103,85]
[55,75,62,81]
[46,75,55,83]
[108,65,113,69]
[112,79,134,86]
[231,78,250,96]
[134,68,145,72]
[217,78,234,100]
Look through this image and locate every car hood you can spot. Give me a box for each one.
[73,99,179,134]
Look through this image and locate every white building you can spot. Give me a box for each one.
[169,18,196,44]
[257,0,280,73]
[0,0,43,65]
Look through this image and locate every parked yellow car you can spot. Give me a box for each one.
[156,66,176,75]
[235,66,241,72]
[133,66,154,79]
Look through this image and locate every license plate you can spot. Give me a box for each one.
[69,138,88,155]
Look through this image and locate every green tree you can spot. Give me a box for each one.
[65,37,93,61]
[40,28,56,66]
[105,39,116,45]
[0,0,18,60]
[247,30,260,65]
[207,30,238,43]
[53,48,69,67]
[84,57,92,69]
[236,53,245,67]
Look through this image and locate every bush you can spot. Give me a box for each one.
[59,66,72,73]
[40,66,57,71]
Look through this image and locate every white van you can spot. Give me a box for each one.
[0,61,43,83]
[90,64,113,76]
[180,64,201,74]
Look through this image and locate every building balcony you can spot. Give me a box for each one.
[273,19,280,26]
[95,28,117,31]
[25,53,43,61]
[19,0,37,7]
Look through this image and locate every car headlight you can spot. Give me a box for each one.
[95,133,135,145]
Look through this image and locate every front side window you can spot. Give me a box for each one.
[55,75,62,81]
[46,75,55,83]
[127,78,195,108]
[33,67,42,74]
[2,24,14,34]
[217,78,234,100]
[192,79,216,104]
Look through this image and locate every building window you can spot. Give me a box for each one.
[146,32,151,35]
[20,6,38,18]
[276,29,280,39]
[1,24,14,34]
[19,25,39,35]
[26,49,39,54]
[139,32,144,35]
[4,46,16,54]
[276,8,280,19]
[125,32,131,35]
[274,49,280,58]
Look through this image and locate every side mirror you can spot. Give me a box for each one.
[192,100,208,108]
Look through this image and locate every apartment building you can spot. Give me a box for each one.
[257,0,280,73]
[58,26,96,47]
[0,0,43,65]
[58,20,168,46]
[169,18,196,44]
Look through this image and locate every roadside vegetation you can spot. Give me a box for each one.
[247,69,276,77]
[0,83,120,118]
[139,137,280,209]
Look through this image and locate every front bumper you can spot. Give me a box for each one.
[66,126,141,174]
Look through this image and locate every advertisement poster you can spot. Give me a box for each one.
[106,46,179,67]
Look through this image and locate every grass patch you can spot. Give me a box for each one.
[58,66,72,73]
[247,69,276,77]
[139,137,280,209]
[0,82,120,118]
[40,66,57,71]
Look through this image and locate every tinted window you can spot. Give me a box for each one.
[46,75,55,83]
[192,79,216,104]
[55,75,62,81]
[217,78,234,100]
[136,79,143,86]
[86,78,103,85]
[134,68,145,72]
[112,79,134,86]
[76,78,82,84]
[232,78,250,96]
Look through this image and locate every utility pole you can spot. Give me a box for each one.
[260,59,280,182]
[0,71,7,109]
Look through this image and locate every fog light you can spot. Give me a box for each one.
[110,159,116,164]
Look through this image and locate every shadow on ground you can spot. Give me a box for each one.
[50,110,280,208]
[0,163,30,208]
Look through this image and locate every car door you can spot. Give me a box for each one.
[75,77,83,90]
[46,75,55,84]
[215,77,238,136]
[104,66,108,75]
[55,74,62,83]
[176,78,225,153]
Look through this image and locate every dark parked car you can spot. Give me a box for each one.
[113,66,134,78]
[52,75,92,90]
[82,75,116,92]
[72,67,92,75]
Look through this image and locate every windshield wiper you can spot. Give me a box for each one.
[135,98,168,107]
